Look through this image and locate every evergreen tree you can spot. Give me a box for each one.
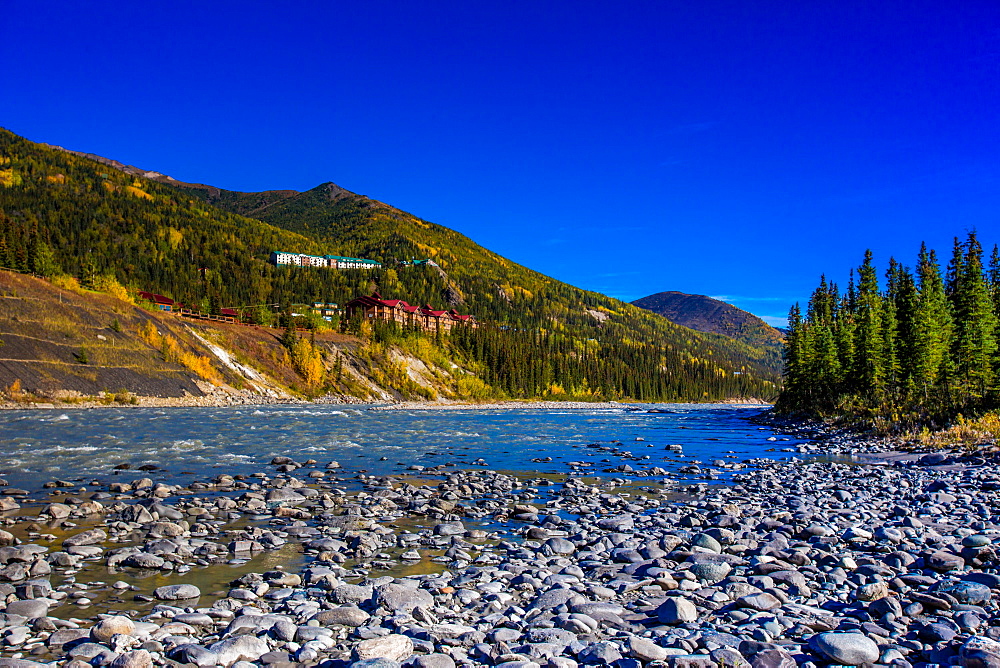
[952,231,997,398]
[912,245,952,397]
[853,250,884,398]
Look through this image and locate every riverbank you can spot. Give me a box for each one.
[1,419,998,668]
[370,400,630,411]
[0,396,772,412]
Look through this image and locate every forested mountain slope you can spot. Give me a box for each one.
[0,127,780,401]
[632,291,783,357]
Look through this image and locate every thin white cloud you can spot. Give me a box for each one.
[759,315,789,328]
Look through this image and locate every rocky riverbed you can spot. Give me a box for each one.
[1,426,999,668]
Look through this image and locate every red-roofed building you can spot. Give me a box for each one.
[137,291,176,312]
[345,293,476,332]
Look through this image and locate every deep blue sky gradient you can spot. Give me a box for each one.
[3,1,998,326]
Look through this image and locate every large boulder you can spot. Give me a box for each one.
[808,632,879,666]
[353,634,414,663]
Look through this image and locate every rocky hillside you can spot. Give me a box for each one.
[0,271,480,406]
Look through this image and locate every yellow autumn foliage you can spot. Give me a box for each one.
[126,185,153,200]
[290,338,325,387]
[138,321,221,385]
[0,168,21,187]
[49,274,83,293]
[92,274,133,303]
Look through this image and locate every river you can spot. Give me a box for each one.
[0,403,798,493]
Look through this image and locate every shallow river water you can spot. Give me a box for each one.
[0,403,797,492]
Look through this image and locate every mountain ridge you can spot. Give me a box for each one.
[632,291,784,353]
[1,127,781,402]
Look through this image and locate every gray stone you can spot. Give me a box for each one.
[314,606,370,626]
[532,588,584,611]
[544,537,575,555]
[737,592,782,611]
[5,599,49,619]
[690,561,731,583]
[376,582,434,612]
[91,615,136,643]
[750,649,796,668]
[62,528,107,547]
[626,635,668,662]
[209,634,271,666]
[353,634,413,663]
[122,553,165,569]
[926,550,965,572]
[938,580,992,605]
[108,650,153,668]
[960,636,1000,668]
[153,583,201,600]
[656,597,698,624]
[578,640,623,664]
[410,654,456,668]
[808,632,879,666]
[351,660,400,668]
[168,643,218,667]
[596,515,634,531]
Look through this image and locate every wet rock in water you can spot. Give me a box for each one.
[808,632,880,666]
[353,634,414,663]
[90,615,136,643]
[62,528,107,547]
[153,583,201,600]
[5,599,49,619]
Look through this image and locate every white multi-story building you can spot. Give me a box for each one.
[270,251,382,269]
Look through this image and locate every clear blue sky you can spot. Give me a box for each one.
[4,1,998,326]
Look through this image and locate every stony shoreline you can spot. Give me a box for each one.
[0,396,770,412]
[0,420,998,668]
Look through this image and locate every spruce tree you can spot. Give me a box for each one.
[952,231,997,398]
[853,250,885,399]
[912,245,952,397]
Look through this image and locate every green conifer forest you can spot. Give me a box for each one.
[777,231,1000,427]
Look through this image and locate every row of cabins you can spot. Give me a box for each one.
[345,293,476,332]
[136,292,240,323]
[270,251,382,269]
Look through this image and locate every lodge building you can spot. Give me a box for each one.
[344,293,476,333]
[270,251,382,269]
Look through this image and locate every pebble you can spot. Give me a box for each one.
[0,422,999,668]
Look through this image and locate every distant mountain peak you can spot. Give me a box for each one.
[632,291,783,350]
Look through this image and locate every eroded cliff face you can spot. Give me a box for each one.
[0,271,478,408]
